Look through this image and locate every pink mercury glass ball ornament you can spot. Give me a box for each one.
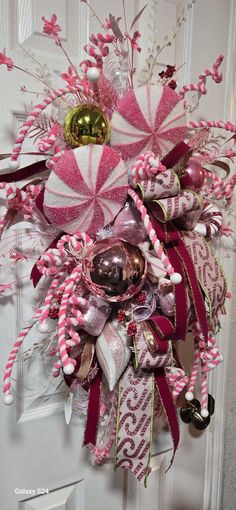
[185,159,206,191]
[113,204,147,245]
[82,238,147,302]
[158,283,175,317]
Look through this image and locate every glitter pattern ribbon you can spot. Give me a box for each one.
[151,190,202,223]
[137,170,180,201]
[114,364,154,483]
[134,322,171,370]
[182,231,227,324]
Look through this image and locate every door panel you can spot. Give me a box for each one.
[0,1,235,509]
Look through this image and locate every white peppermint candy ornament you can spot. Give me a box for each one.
[43,144,128,236]
[110,84,187,160]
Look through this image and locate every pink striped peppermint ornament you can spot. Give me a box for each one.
[110,83,187,160]
[43,144,128,236]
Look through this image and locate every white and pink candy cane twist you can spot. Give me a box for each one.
[36,248,63,276]
[186,322,222,417]
[25,183,43,201]
[208,173,225,199]
[179,55,224,101]
[188,120,236,134]
[57,232,92,257]
[165,367,189,401]
[200,334,222,416]
[199,335,223,372]
[128,188,182,284]
[185,342,200,403]
[38,123,60,153]
[57,265,83,375]
[46,147,68,169]
[194,201,223,238]
[224,171,236,203]
[86,67,101,103]
[3,313,41,404]
[131,151,166,186]
[200,372,208,416]
[10,84,94,168]
[199,54,224,84]
[202,170,236,204]
[52,357,63,377]
[89,33,115,46]
[80,32,114,74]
[52,320,83,374]
[4,183,20,207]
[38,270,65,324]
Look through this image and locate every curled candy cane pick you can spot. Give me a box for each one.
[128,189,182,285]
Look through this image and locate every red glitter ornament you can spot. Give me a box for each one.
[117,309,127,323]
[48,307,59,319]
[168,80,177,90]
[127,321,137,337]
[135,291,147,304]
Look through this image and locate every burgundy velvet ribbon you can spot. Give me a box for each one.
[161,141,191,169]
[148,315,174,352]
[145,320,179,462]
[83,371,101,446]
[0,160,47,183]
[155,368,180,463]
[149,210,208,343]
[174,241,208,343]
[30,233,62,287]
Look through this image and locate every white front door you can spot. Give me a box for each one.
[0,1,235,509]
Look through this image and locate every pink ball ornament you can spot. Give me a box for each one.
[82,238,147,302]
[158,282,175,317]
[185,159,206,191]
[113,204,147,245]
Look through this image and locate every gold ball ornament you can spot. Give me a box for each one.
[64,104,110,148]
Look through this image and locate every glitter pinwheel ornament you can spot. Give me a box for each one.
[0,1,236,485]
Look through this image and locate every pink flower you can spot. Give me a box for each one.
[10,251,28,265]
[219,223,234,237]
[61,66,78,86]
[42,14,61,39]
[125,31,141,53]
[0,283,12,294]
[0,47,14,71]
